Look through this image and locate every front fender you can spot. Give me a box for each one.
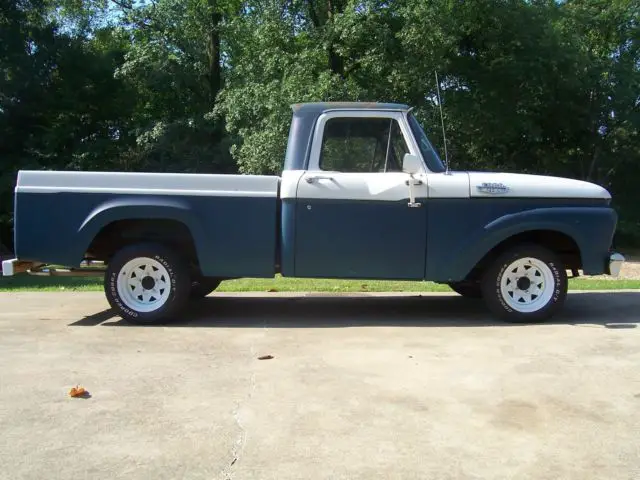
[446,206,617,280]
[77,196,208,264]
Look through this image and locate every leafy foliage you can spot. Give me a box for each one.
[1,0,638,248]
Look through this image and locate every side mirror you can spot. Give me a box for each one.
[402,154,422,175]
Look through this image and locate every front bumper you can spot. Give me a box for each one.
[607,252,625,277]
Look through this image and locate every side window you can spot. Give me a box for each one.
[319,117,410,172]
[389,120,409,168]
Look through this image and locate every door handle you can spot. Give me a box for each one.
[306,175,335,183]
[407,174,422,208]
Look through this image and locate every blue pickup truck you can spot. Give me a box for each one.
[2,102,625,324]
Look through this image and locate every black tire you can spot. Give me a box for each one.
[190,277,221,299]
[481,244,568,323]
[104,243,191,325]
[448,281,483,298]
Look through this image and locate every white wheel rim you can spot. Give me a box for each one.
[116,257,171,313]
[500,257,555,313]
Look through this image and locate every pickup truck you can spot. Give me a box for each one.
[2,102,625,324]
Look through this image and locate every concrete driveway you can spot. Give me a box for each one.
[1,291,639,480]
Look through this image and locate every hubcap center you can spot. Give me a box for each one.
[141,276,156,290]
[516,276,531,291]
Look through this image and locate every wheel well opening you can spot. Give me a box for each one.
[85,219,200,272]
[469,230,582,280]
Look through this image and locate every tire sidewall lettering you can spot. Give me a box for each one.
[108,271,140,318]
[495,261,514,313]
[548,261,562,302]
[152,254,176,299]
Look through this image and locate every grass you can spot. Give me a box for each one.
[1,274,639,293]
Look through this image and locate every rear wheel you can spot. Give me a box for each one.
[105,243,191,325]
[190,277,221,299]
[481,244,568,323]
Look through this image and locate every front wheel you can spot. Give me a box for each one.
[105,243,191,325]
[481,244,568,323]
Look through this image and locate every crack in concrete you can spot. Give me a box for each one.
[220,367,255,480]
[219,320,267,480]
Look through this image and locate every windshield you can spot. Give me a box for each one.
[407,113,446,173]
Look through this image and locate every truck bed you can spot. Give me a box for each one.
[13,170,281,278]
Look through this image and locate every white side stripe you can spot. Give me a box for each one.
[17,186,277,197]
[16,170,280,197]
[469,172,611,199]
[295,171,430,202]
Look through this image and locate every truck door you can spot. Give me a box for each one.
[294,111,429,280]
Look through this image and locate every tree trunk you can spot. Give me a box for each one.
[207,1,222,107]
[585,90,603,182]
[306,0,345,76]
[325,0,344,76]
[587,141,601,182]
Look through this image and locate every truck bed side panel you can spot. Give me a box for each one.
[13,171,280,278]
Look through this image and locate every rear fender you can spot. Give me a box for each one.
[77,196,207,264]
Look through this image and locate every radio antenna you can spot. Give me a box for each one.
[435,71,450,174]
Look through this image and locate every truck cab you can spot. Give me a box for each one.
[3,102,625,324]
[279,102,442,280]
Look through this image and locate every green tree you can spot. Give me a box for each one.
[556,0,639,241]
[1,0,638,248]
[108,0,242,173]
[1,1,137,246]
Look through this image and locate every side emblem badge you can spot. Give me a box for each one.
[476,182,510,195]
